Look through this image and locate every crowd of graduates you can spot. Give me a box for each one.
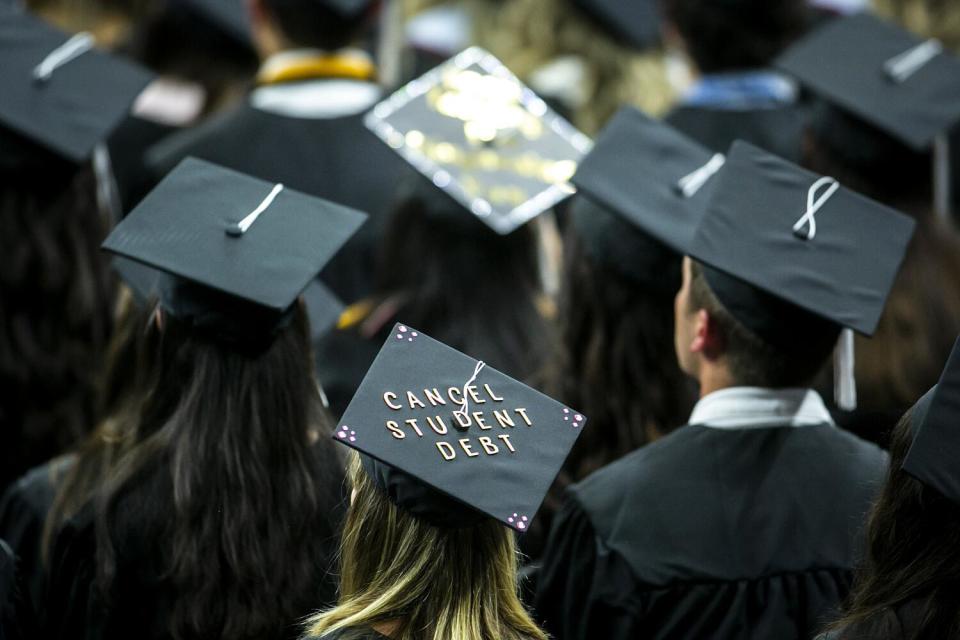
[1,0,960,638]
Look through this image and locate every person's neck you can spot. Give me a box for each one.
[696,362,736,398]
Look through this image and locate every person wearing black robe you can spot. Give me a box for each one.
[144,0,415,304]
[661,0,813,161]
[534,141,915,640]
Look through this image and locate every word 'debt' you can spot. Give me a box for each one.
[381,384,534,461]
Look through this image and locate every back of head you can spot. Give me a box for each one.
[686,260,837,388]
[375,179,553,382]
[93,301,344,638]
[663,0,810,73]
[0,162,115,491]
[261,0,376,50]
[829,408,960,638]
[306,452,545,640]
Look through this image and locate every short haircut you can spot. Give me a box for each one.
[261,0,375,51]
[662,0,810,73]
[686,260,835,388]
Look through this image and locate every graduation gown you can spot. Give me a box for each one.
[311,629,391,640]
[144,79,416,304]
[534,423,888,640]
[0,458,73,626]
[664,103,808,163]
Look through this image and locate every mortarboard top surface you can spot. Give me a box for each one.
[902,337,960,506]
[365,47,593,235]
[690,140,915,339]
[334,323,586,532]
[572,106,719,257]
[570,0,660,50]
[776,12,960,151]
[103,157,367,314]
[0,8,154,163]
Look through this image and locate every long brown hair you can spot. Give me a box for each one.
[305,452,547,640]
[827,408,960,638]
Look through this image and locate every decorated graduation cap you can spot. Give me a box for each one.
[776,12,960,218]
[103,157,366,348]
[0,8,153,168]
[365,47,592,234]
[902,337,960,506]
[570,0,660,50]
[690,140,915,408]
[571,106,721,283]
[334,324,586,531]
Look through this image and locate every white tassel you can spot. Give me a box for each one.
[834,328,857,411]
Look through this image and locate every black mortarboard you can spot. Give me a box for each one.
[334,323,586,531]
[0,8,153,166]
[570,0,660,50]
[103,157,366,346]
[573,106,720,256]
[776,12,960,152]
[903,337,960,506]
[113,256,344,341]
[177,0,250,43]
[689,141,915,350]
[365,47,592,234]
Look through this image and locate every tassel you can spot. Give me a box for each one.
[834,328,857,411]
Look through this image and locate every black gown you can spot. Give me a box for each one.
[144,82,416,304]
[311,629,391,640]
[0,458,73,626]
[534,423,888,640]
[664,103,808,163]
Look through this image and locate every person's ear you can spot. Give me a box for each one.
[691,309,725,360]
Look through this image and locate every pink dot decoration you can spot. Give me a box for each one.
[508,516,515,524]
[517,521,526,530]
[412,332,418,337]
[399,326,408,332]
[522,516,528,522]
[575,415,583,422]
[396,334,403,340]
[563,408,570,414]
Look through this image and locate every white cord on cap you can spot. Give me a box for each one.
[676,153,725,198]
[33,32,95,82]
[453,360,486,422]
[834,328,857,411]
[884,38,943,83]
[228,183,284,236]
[793,176,840,241]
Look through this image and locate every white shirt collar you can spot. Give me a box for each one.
[250,48,381,119]
[688,387,835,430]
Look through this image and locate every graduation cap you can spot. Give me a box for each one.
[902,337,960,506]
[776,12,960,218]
[112,256,345,341]
[570,0,661,50]
[365,47,593,234]
[690,141,915,405]
[334,323,586,531]
[177,0,251,43]
[103,157,367,347]
[571,106,721,267]
[0,8,153,167]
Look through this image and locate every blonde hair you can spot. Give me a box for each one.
[304,452,547,640]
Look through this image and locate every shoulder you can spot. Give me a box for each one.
[144,104,257,172]
[0,457,73,529]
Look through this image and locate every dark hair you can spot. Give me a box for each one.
[827,408,960,639]
[261,0,376,50]
[0,164,115,492]
[687,260,834,387]
[80,301,344,638]
[373,182,555,383]
[543,229,694,484]
[662,0,810,73]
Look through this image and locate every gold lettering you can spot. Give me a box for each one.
[473,412,490,430]
[405,418,424,437]
[514,407,532,426]
[484,384,504,402]
[467,385,485,405]
[424,388,446,406]
[478,436,499,455]
[459,438,479,457]
[497,434,516,452]
[386,420,405,439]
[493,410,515,428]
[447,386,463,404]
[436,442,456,461]
[426,415,448,435]
[453,411,471,429]
[407,391,426,409]
[383,392,402,410]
